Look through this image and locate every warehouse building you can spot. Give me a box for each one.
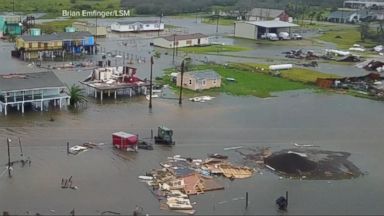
[152,33,209,48]
[234,20,298,40]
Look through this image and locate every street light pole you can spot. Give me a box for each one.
[179,60,185,105]
[149,56,154,109]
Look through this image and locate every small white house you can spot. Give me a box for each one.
[111,21,164,32]
[152,33,209,48]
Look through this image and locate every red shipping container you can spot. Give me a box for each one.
[112,132,138,151]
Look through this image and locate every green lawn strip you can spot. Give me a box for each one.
[161,64,309,98]
[35,19,77,34]
[201,17,235,26]
[231,63,340,83]
[179,45,251,54]
[316,26,377,49]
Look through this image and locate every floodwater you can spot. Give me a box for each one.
[0,17,384,215]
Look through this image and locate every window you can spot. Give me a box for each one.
[189,80,192,85]
[202,80,206,86]
[28,43,32,48]
[145,24,150,27]
[186,40,192,45]
[213,80,216,84]
[38,42,42,48]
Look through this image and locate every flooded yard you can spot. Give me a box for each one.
[0,17,383,215]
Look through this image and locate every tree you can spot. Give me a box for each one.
[359,22,369,42]
[308,11,317,24]
[68,84,87,108]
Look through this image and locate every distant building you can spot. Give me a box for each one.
[246,8,291,22]
[177,70,221,91]
[14,31,95,60]
[327,9,376,23]
[111,21,164,32]
[72,21,107,37]
[152,33,209,48]
[344,0,384,9]
[234,20,298,40]
[0,71,70,116]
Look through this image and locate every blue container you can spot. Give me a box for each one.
[82,36,94,46]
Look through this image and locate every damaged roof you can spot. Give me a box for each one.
[0,71,66,92]
[184,70,221,80]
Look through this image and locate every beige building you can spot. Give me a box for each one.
[176,70,221,91]
[234,20,298,40]
[153,33,209,48]
[72,22,107,37]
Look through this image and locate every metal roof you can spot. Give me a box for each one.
[116,20,159,25]
[19,31,92,42]
[162,33,208,42]
[112,131,136,138]
[0,71,66,92]
[244,20,298,28]
[185,70,221,80]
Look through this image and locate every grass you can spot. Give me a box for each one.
[179,44,250,54]
[230,63,340,83]
[201,17,235,26]
[35,19,77,34]
[161,64,310,98]
[0,0,120,15]
[315,25,377,49]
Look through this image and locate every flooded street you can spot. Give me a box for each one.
[0,17,383,215]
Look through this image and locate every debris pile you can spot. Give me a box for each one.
[263,149,362,180]
[140,155,255,214]
[69,142,103,155]
[283,49,319,60]
[61,176,78,190]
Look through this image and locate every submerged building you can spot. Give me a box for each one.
[14,31,95,60]
[0,71,70,116]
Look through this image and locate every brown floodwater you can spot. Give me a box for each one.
[0,18,383,215]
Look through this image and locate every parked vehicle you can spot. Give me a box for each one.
[261,33,278,41]
[154,126,175,145]
[291,33,303,40]
[278,32,290,40]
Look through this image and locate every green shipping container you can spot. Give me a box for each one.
[65,27,76,32]
[0,17,4,32]
[29,28,41,36]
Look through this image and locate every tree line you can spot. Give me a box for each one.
[121,0,345,16]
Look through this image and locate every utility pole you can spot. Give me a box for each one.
[95,15,98,54]
[149,56,154,109]
[216,15,220,38]
[18,137,23,158]
[172,34,176,65]
[179,60,185,105]
[12,0,15,15]
[158,12,163,37]
[7,138,11,178]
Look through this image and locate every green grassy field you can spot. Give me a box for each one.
[35,20,77,34]
[232,63,340,83]
[201,17,235,26]
[179,44,250,54]
[315,25,377,49]
[0,0,120,15]
[162,64,309,98]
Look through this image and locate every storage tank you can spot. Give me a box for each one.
[269,64,293,71]
[65,26,76,32]
[29,28,41,36]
